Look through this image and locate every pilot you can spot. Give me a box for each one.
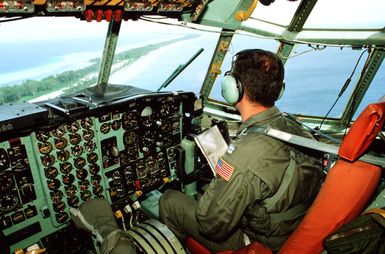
[159,49,324,252]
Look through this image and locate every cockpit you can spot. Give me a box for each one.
[0,0,384,253]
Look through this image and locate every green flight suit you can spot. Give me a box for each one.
[159,106,324,252]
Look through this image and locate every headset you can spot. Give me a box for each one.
[221,49,285,105]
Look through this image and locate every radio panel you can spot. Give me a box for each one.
[0,91,195,252]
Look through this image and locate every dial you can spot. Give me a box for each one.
[47,179,61,190]
[62,174,75,185]
[36,130,51,142]
[52,126,66,137]
[38,142,53,155]
[100,123,111,134]
[83,129,94,141]
[54,137,68,150]
[88,164,100,175]
[74,157,86,169]
[123,130,137,146]
[45,166,58,179]
[0,172,14,194]
[81,117,93,129]
[41,154,55,167]
[57,150,70,162]
[69,133,81,145]
[87,153,98,164]
[59,162,72,174]
[79,180,90,191]
[71,145,83,157]
[67,121,80,133]
[122,111,138,130]
[76,168,88,180]
[56,212,68,223]
[65,185,77,198]
[93,185,103,196]
[84,141,96,152]
[91,174,101,186]
[67,196,80,208]
[0,191,19,212]
[80,190,92,201]
[53,201,66,212]
[111,120,121,131]
[0,148,9,171]
[50,190,63,203]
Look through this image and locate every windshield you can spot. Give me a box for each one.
[0,17,218,104]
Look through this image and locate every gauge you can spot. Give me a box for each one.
[0,191,19,212]
[123,130,137,146]
[0,149,10,171]
[87,153,98,164]
[100,123,111,134]
[57,150,70,162]
[45,166,58,179]
[99,113,111,123]
[56,212,68,223]
[52,126,66,137]
[50,189,63,203]
[65,185,77,198]
[0,172,14,194]
[91,174,101,186]
[71,145,83,157]
[111,120,121,131]
[81,117,93,129]
[54,137,68,150]
[84,141,96,152]
[53,201,66,213]
[36,130,50,142]
[74,157,86,169]
[93,185,103,196]
[67,121,80,133]
[38,142,53,155]
[69,133,81,145]
[80,190,92,201]
[83,129,94,141]
[41,154,55,167]
[122,111,138,130]
[60,162,72,174]
[79,180,90,191]
[67,196,80,208]
[62,174,75,185]
[76,168,88,180]
[47,179,61,190]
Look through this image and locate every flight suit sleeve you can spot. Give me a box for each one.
[196,167,270,241]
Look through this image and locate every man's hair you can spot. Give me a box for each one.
[232,49,284,107]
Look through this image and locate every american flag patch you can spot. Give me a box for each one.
[216,157,234,181]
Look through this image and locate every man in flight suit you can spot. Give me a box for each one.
[159,49,324,252]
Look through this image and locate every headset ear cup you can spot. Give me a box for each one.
[221,74,240,104]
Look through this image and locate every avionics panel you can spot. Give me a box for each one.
[0,91,195,253]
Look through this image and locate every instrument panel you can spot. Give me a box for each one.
[0,91,195,252]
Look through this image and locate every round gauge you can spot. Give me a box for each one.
[71,145,83,157]
[65,185,77,198]
[0,172,14,194]
[69,133,81,145]
[84,141,96,152]
[45,166,58,179]
[36,130,50,142]
[50,189,63,203]
[53,201,66,213]
[87,153,98,164]
[123,131,137,146]
[56,212,69,223]
[41,154,55,167]
[79,179,90,191]
[67,196,80,208]
[100,123,111,134]
[111,120,121,131]
[57,150,70,162]
[0,191,19,212]
[122,111,138,130]
[91,174,101,186]
[59,162,72,174]
[93,185,103,196]
[88,164,100,175]
[52,126,66,137]
[83,129,94,141]
[81,117,93,129]
[0,149,9,172]
[76,168,88,180]
[80,190,92,201]
[38,142,53,155]
[62,174,75,185]
[67,121,80,133]
[74,157,86,169]
[54,137,68,150]
[47,179,61,190]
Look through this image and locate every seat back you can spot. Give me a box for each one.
[278,101,385,254]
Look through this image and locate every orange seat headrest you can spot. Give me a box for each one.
[339,102,385,161]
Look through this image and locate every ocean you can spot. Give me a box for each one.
[0,29,383,118]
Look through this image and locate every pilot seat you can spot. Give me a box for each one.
[186,101,385,254]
